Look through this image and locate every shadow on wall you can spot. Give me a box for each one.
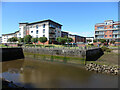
[86,48,104,61]
[1,48,24,62]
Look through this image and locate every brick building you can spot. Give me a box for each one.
[94,20,120,45]
[68,34,86,43]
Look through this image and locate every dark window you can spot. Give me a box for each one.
[43,35,45,37]
[109,35,111,37]
[31,31,33,33]
[43,24,45,28]
[36,35,38,38]
[105,26,107,29]
[105,35,107,37]
[36,30,38,34]
[36,25,38,29]
[110,26,112,28]
[43,29,45,33]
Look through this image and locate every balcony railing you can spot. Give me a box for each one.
[95,33,104,35]
[49,35,56,38]
[49,30,55,34]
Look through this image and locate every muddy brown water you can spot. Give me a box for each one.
[0,58,118,88]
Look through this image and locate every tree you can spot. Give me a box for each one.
[19,38,24,43]
[99,39,106,43]
[31,38,38,46]
[56,37,67,45]
[7,37,18,43]
[93,39,97,43]
[110,40,115,44]
[87,39,92,43]
[67,38,73,43]
[7,38,12,42]
[38,37,47,45]
[24,35,32,44]
[12,37,18,42]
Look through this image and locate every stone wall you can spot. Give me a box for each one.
[23,47,104,60]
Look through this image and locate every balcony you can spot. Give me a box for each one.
[49,34,56,38]
[49,30,55,34]
[95,33,104,35]
[49,26,55,29]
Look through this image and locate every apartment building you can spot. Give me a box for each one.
[19,19,62,44]
[68,34,86,43]
[0,37,2,44]
[61,31,68,37]
[2,31,21,43]
[94,20,120,44]
[2,19,62,44]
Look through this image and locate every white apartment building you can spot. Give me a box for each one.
[2,19,62,44]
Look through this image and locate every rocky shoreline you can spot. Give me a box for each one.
[1,78,24,88]
[85,63,119,75]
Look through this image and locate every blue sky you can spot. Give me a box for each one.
[2,2,118,37]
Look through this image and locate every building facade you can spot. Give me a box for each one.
[86,37,94,44]
[19,19,62,44]
[68,34,86,43]
[2,19,62,44]
[0,37,2,44]
[61,31,68,37]
[94,20,120,44]
[2,31,21,43]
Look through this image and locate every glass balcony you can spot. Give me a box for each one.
[49,34,56,38]
[49,30,55,34]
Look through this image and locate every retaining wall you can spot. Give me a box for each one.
[1,48,24,61]
[23,47,104,61]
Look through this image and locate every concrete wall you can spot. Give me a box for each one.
[1,48,24,61]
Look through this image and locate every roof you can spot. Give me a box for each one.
[68,34,85,38]
[86,37,94,38]
[2,30,19,36]
[20,19,62,26]
[2,33,15,36]
[61,31,69,33]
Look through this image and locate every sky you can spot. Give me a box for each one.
[1,2,118,37]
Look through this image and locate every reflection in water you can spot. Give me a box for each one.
[1,59,118,88]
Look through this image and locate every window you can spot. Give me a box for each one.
[110,31,112,32]
[43,29,45,33]
[36,25,38,29]
[109,35,111,37]
[97,26,104,29]
[105,26,107,29]
[43,35,45,37]
[36,30,38,34]
[110,26,112,28]
[105,35,107,37]
[36,35,38,38]
[31,31,33,33]
[43,24,45,28]
[30,26,33,28]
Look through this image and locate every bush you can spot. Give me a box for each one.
[101,46,112,52]
[101,46,109,51]
[88,44,94,46]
